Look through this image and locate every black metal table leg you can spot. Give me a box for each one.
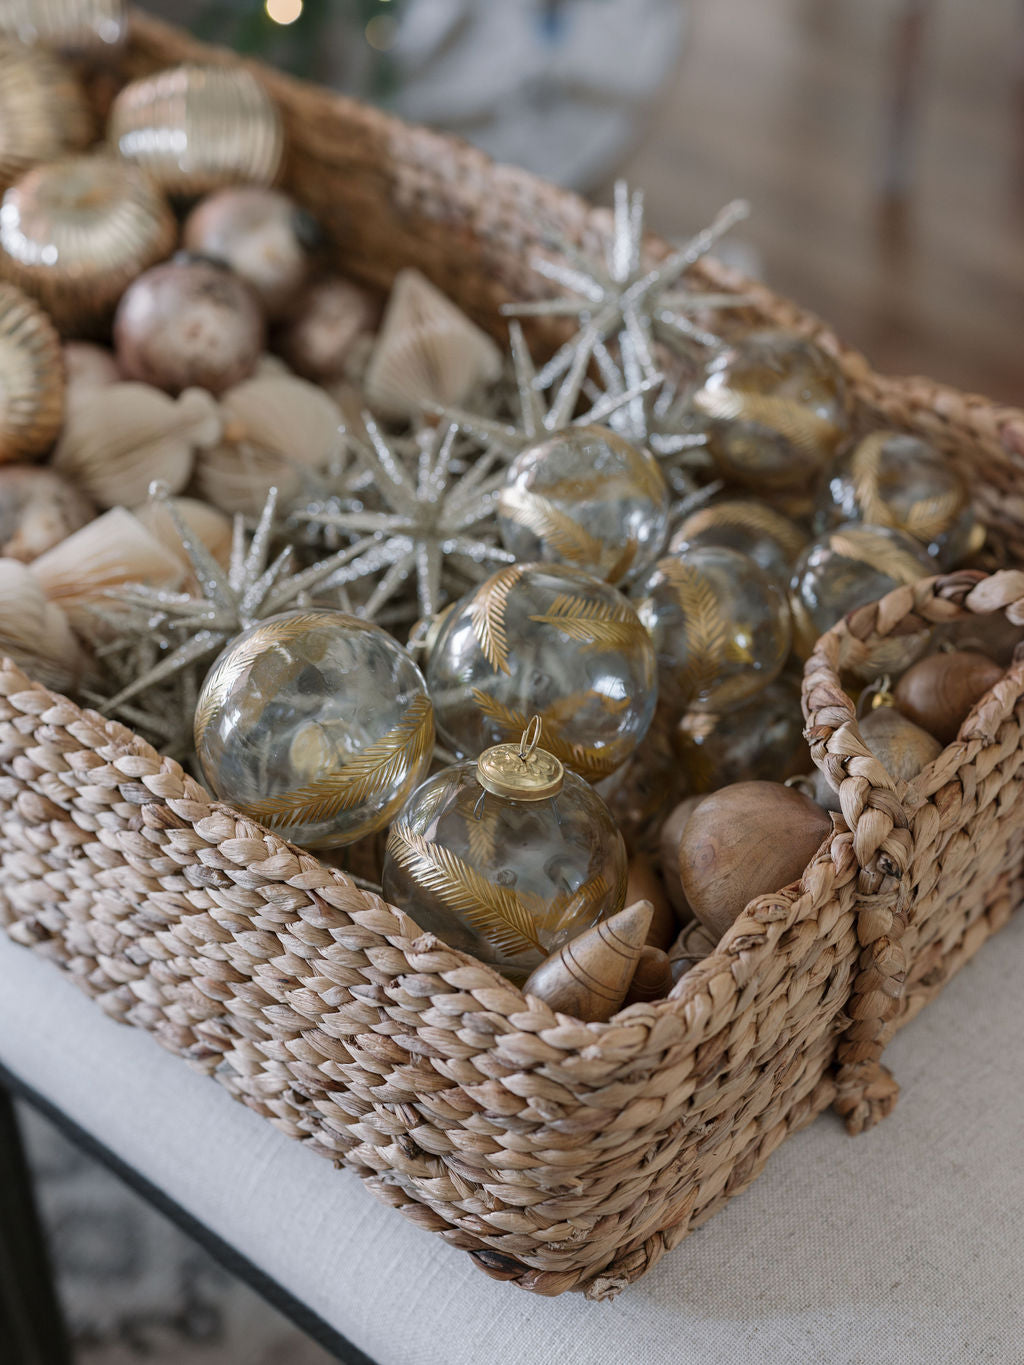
[0,1080,74,1365]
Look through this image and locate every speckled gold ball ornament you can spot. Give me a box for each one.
[382,721,628,982]
[425,563,658,782]
[0,282,64,461]
[671,498,807,589]
[673,676,808,793]
[195,609,434,849]
[789,523,937,671]
[0,40,92,190]
[635,545,791,714]
[692,329,849,490]
[0,155,176,334]
[814,429,983,568]
[0,0,126,53]
[498,424,670,584]
[109,64,284,196]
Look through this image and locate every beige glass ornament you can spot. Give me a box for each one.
[814,429,983,568]
[108,64,284,196]
[0,0,126,53]
[691,329,849,490]
[634,545,791,714]
[0,155,175,334]
[498,424,670,584]
[424,562,658,782]
[382,719,628,982]
[789,523,937,673]
[195,609,434,849]
[0,282,64,462]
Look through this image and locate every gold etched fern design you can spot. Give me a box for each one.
[499,487,606,567]
[697,388,838,459]
[828,530,931,585]
[529,592,648,653]
[850,432,962,545]
[657,559,735,702]
[243,694,433,829]
[469,564,522,675]
[469,688,621,779]
[193,612,332,749]
[386,823,548,958]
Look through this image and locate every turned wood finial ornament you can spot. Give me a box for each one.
[522,899,653,1022]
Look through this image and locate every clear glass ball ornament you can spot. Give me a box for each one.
[691,329,850,491]
[194,608,434,848]
[813,430,983,569]
[497,423,670,584]
[789,522,938,674]
[670,497,807,590]
[382,725,628,982]
[672,675,808,793]
[424,562,658,782]
[634,544,791,714]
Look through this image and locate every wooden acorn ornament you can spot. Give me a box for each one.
[625,852,679,951]
[623,945,674,1006]
[679,781,832,940]
[811,690,942,812]
[522,899,653,1022]
[893,650,1004,746]
[658,795,706,917]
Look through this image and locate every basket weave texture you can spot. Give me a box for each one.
[1,11,1022,1299]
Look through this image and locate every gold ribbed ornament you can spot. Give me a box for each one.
[0,40,92,190]
[0,282,64,461]
[108,64,285,196]
[0,155,176,334]
[0,0,126,54]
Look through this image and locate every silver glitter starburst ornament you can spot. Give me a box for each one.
[430,318,657,463]
[503,181,752,389]
[86,483,387,721]
[293,415,515,621]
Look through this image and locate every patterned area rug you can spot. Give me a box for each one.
[20,1105,336,1364]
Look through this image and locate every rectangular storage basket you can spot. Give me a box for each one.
[1,10,1023,1298]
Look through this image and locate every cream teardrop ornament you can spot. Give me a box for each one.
[52,384,222,509]
[363,268,502,420]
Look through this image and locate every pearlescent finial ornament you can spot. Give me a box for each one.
[498,423,669,584]
[425,562,658,781]
[502,180,752,388]
[635,544,791,713]
[814,429,984,568]
[691,329,850,490]
[382,725,627,982]
[195,609,434,848]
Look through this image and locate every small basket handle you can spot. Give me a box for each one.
[801,568,1024,1132]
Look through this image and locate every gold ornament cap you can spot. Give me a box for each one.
[477,716,564,801]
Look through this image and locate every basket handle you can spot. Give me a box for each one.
[801,568,1024,1132]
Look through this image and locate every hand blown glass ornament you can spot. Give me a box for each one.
[0,281,64,462]
[635,544,791,713]
[670,497,807,589]
[503,179,751,388]
[672,675,807,793]
[789,523,937,671]
[195,608,433,848]
[691,329,850,490]
[425,562,657,781]
[814,429,983,568]
[0,39,92,189]
[382,717,627,982]
[498,423,669,584]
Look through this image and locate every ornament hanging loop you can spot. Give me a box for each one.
[519,715,543,763]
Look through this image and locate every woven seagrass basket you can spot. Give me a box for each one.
[1,11,1023,1299]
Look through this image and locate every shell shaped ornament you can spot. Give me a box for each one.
[382,726,628,982]
[425,563,658,782]
[635,544,791,714]
[108,64,284,197]
[814,429,983,568]
[498,424,670,585]
[194,610,434,849]
[0,155,176,334]
[789,522,938,671]
[0,39,92,190]
[0,281,64,461]
[691,329,850,490]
